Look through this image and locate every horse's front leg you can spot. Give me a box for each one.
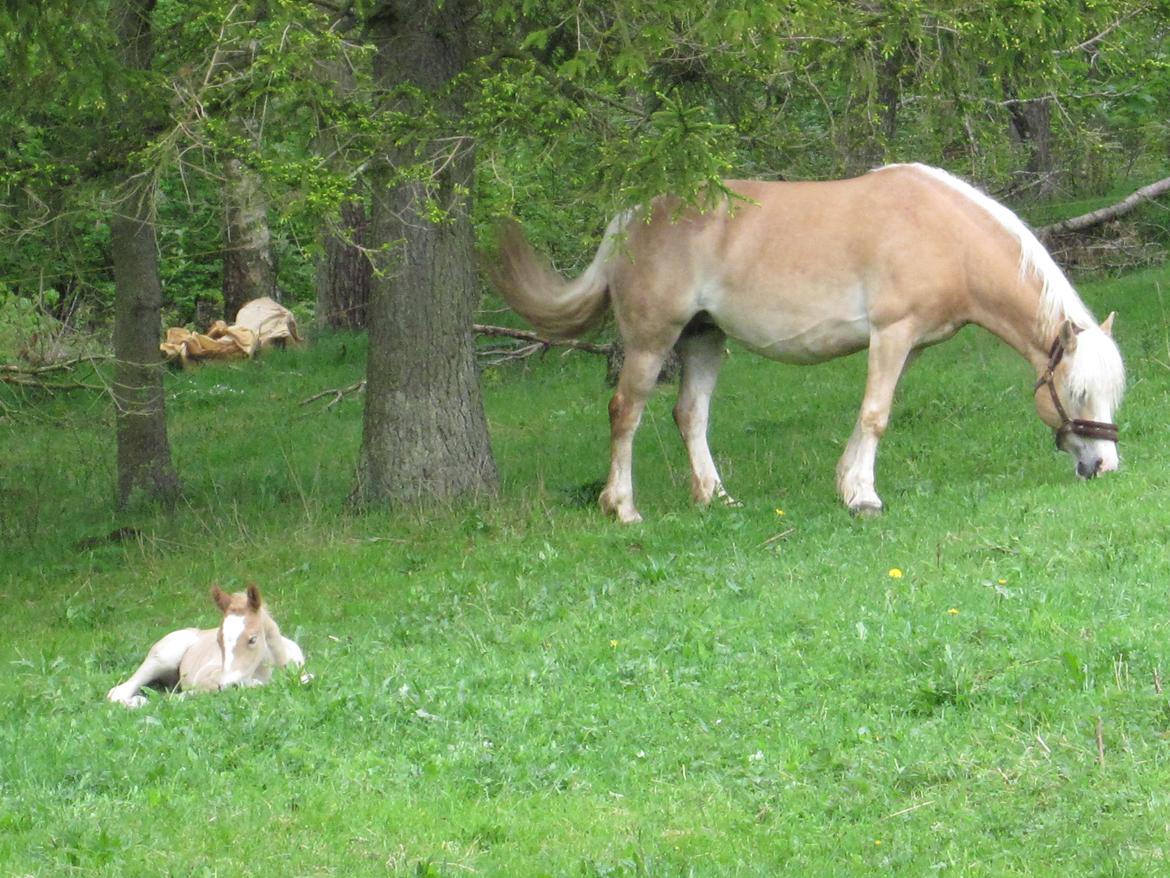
[106,628,201,708]
[837,327,916,515]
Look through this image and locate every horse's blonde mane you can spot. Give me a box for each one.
[878,163,1124,409]
[880,163,1096,338]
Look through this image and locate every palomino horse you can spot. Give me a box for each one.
[491,163,1125,523]
[106,583,305,707]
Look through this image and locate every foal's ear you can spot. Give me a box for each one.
[211,584,232,613]
[1100,312,1116,336]
[245,582,262,612]
[1058,319,1081,353]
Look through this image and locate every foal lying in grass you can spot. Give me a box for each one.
[107,583,305,708]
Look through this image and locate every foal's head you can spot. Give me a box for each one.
[1034,315,1125,479]
[211,583,271,689]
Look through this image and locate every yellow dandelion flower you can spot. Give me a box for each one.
[610,639,619,649]
[888,568,903,579]
[947,607,960,616]
[874,839,882,846]
[997,578,1008,585]
[774,508,785,517]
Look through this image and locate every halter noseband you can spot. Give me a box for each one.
[1034,337,1119,444]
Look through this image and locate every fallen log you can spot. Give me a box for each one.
[1038,175,1170,237]
[472,323,612,356]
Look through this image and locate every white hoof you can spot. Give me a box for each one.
[107,687,147,708]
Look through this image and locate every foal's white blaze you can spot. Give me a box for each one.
[219,613,247,686]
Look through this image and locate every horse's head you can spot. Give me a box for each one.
[1034,314,1125,479]
[211,583,271,690]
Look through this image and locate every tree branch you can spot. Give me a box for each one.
[1037,175,1170,237]
[472,323,612,355]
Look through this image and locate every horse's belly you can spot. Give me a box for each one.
[724,313,871,364]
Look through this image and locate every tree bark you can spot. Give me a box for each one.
[222,155,278,321]
[314,34,371,331]
[316,199,371,330]
[1006,92,1058,196]
[109,0,180,510]
[352,0,498,508]
[220,0,278,322]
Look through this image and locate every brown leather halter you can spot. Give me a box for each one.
[1034,337,1119,444]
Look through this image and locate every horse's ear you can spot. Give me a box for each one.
[211,585,232,613]
[1059,319,1080,353]
[246,582,262,612]
[1100,311,1116,336]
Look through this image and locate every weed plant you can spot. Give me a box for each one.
[2,265,1170,876]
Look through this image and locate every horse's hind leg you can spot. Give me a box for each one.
[600,344,676,524]
[673,327,734,507]
[837,325,915,514]
[106,628,200,708]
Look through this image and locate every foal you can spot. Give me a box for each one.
[106,583,305,708]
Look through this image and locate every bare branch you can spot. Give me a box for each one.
[1038,175,1170,237]
[472,323,612,355]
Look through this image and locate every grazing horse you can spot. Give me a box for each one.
[491,163,1125,523]
[106,583,305,708]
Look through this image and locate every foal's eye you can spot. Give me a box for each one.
[247,635,258,646]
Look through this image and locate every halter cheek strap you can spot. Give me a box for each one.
[1034,337,1119,444]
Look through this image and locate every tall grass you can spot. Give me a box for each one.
[2,264,1170,876]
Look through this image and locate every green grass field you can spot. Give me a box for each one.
[3,263,1170,876]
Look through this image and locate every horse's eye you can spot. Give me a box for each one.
[248,635,258,646]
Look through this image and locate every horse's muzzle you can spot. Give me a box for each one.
[1076,458,1103,479]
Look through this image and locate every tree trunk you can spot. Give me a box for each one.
[314,31,371,331]
[222,156,278,322]
[220,1,278,323]
[109,0,180,510]
[316,199,371,330]
[352,0,498,508]
[1007,93,1058,196]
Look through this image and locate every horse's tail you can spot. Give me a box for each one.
[490,214,627,340]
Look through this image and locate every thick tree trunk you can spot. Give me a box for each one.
[352,0,498,508]
[109,0,180,510]
[316,200,371,330]
[222,155,278,322]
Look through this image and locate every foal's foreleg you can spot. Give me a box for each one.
[600,347,672,524]
[674,329,733,507]
[837,328,915,515]
[106,628,201,708]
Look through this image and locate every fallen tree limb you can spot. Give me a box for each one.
[0,353,112,376]
[1038,175,1170,237]
[300,379,366,409]
[472,323,612,355]
[0,354,112,393]
[302,325,610,407]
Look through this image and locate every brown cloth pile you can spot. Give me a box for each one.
[161,298,301,367]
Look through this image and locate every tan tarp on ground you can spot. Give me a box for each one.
[161,297,301,367]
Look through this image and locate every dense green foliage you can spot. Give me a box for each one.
[2,1,1168,327]
[3,263,1170,874]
